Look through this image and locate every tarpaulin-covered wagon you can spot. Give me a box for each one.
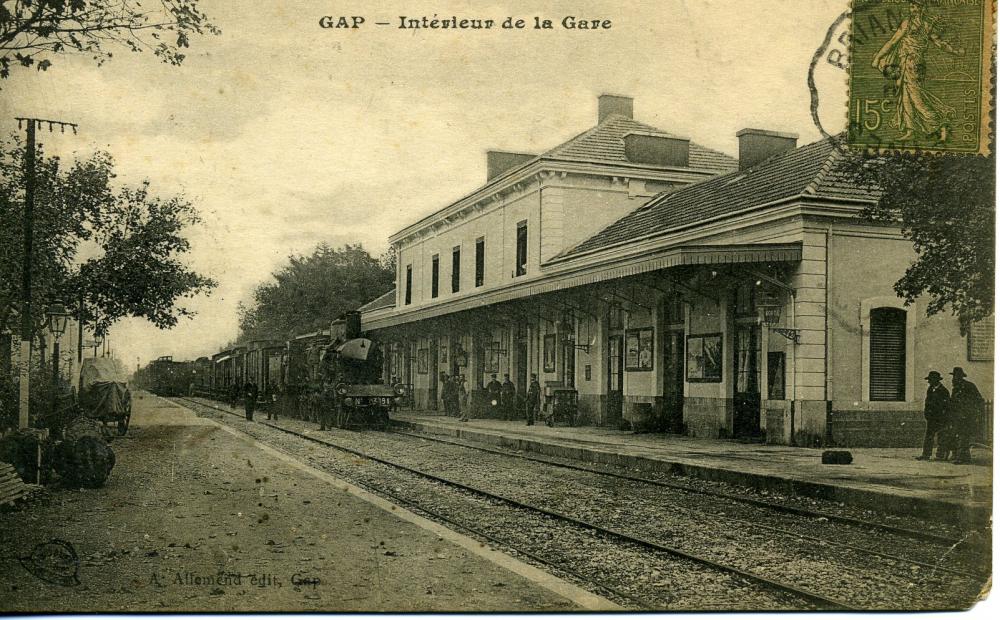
[78,357,132,436]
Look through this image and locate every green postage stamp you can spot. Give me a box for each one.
[847,0,994,154]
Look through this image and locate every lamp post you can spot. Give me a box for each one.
[93,333,104,358]
[46,302,71,402]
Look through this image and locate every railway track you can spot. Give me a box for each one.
[389,427,963,545]
[177,396,864,610]
[385,429,989,580]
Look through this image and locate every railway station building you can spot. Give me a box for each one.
[360,94,994,447]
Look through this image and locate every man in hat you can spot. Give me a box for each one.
[917,370,950,460]
[525,373,541,426]
[949,367,984,464]
[486,373,502,418]
[500,373,517,421]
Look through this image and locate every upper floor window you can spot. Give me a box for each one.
[431,255,439,299]
[475,237,485,287]
[515,220,527,277]
[869,307,906,401]
[404,265,412,305]
[452,246,461,293]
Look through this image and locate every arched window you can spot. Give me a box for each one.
[869,307,907,401]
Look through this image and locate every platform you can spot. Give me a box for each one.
[393,412,993,526]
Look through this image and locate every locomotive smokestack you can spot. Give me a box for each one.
[344,311,362,339]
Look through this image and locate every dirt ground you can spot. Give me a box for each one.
[0,394,586,612]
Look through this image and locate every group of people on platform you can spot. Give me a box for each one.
[441,372,541,426]
[920,367,986,465]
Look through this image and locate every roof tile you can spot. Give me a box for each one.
[557,137,876,259]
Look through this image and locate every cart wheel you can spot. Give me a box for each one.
[117,414,131,436]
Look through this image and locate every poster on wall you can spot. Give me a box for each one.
[543,334,556,372]
[416,348,428,375]
[626,328,653,371]
[686,333,722,382]
[485,341,501,374]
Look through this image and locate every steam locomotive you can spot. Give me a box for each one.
[318,312,404,429]
[138,311,404,429]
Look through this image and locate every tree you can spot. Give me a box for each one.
[0,0,219,81]
[0,137,217,342]
[838,150,995,329]
[238,244,395,342]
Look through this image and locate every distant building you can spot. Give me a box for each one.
[361,94,993,447]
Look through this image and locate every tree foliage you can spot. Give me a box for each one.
[0,137,217,339]
[838,150,995,328]
[0,0,219,81]
[238,244,395,342]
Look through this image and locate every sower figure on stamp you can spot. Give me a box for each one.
[949,367,984,465]
[526,373,540,426]
[871,0,965,142]
[500,374,516,421]
[917,370,950,460]
[243,379,259,421]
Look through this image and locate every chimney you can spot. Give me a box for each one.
[623,131,690,167]
[598,94,633,123]
[736,128,798,170]
[487,150,535,181]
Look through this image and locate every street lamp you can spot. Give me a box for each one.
[46,301,71,409]
[758,290,799,344]
[93,333,105,358]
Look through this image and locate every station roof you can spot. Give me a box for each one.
[554,136,878,261]
[357,289,396,312]
[389,113,737,244]
[542,114,736,171]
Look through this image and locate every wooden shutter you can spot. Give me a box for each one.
[870,308,906,401]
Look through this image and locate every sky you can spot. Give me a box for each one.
[3,0,852,369]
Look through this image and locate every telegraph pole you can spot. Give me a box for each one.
[14,117,78,430]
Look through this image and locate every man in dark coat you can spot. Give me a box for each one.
[228,382,240,409]
[949,367,984,465]
[526,374,541,426]
[485,373,502,418]
[917,371,950,460]
[440,374,455,417]
[500,374,516,421]
[244,380,259,421]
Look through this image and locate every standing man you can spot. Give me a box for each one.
[441,374,456,417]
[917,371,950,460]
[458,374,469,422]
[243,379,259,421]
[500,374,516,421]
[949,367,984,465]
[228,382,240,409]
[486,373,502,418]
[318,380,337,431]
[526,373,541,426]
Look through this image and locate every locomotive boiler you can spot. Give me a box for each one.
[321,311,404,429]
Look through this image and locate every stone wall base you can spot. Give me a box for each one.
[830,409,924,447]
[683,397,732,438]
